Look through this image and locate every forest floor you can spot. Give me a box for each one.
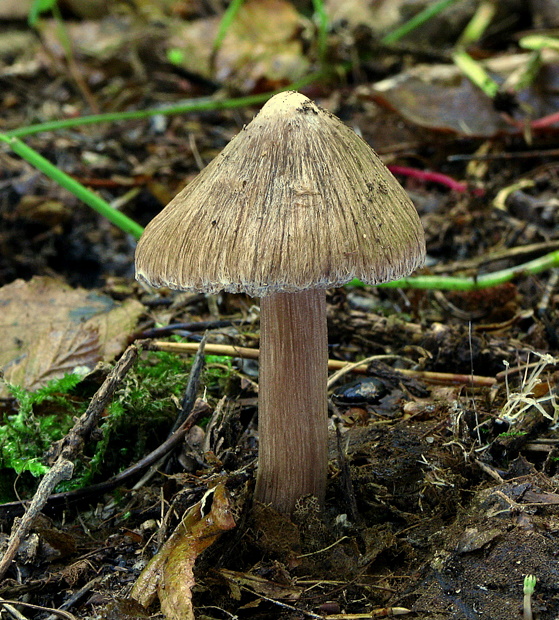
[2,1,559,619]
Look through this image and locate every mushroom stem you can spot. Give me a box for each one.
[255,288,328,514]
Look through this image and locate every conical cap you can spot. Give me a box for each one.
[135,91,425,297]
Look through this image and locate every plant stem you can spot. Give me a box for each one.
[452,48,500,98]
[311,0,328,62]
[212,0,245,55]
[381,0,460,44]
[5,72,328,139]
[0,134,144,239]
[377,248,559,290]
[255,289,328,514]
[457,0,497,47]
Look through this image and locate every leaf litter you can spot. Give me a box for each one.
[2,1,559,619]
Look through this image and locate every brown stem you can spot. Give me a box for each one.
[255,289,328,514]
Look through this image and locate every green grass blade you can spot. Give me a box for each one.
[311,0,328,62]
[6,71,328,139]
[376,248,559,290]
[212,0,245,55]
[381,0,461,45]
[0,134,144,239]
[452,48,499,98]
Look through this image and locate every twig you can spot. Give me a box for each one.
[174,333,207,433]
[327,355,405,389]
[137,318,242,339]
[0,600,30,620]
[239,587,324,619]
[0,599,78,620]
[148,341,497,387]
[324,610,411,618]
[44,576,104,620]
[334,421,360,523]
[51,343,142,462]
[132,336,208,489]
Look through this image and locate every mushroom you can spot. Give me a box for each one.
[135,91,425,515]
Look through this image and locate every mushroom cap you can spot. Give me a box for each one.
[135,91,425,297]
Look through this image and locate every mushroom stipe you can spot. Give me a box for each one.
[135,91,425,515]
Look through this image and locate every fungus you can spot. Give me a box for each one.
[135,91,425,515]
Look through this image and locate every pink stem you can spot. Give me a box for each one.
[255,289,328,514]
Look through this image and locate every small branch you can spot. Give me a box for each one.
[148,340,496,387]
[0,599,77,620]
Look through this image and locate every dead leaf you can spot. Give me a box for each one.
[218,568,302,601]
[15,196,72,227]
[456,527,502,553]
[365,50,559,137]
[130,483,236,620]
[0,276,143,394]
[4,324,101,392]
[168,0,310,92]
[0,0,32,19]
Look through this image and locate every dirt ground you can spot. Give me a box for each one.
[2,1,559,619]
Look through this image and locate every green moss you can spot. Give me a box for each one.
[0,374,83,501]
[0,348,237,500]
[0,374,83,476]
[62,350,193,491]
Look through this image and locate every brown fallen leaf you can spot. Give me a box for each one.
[364,50,559,137]
[0,276,143,394]
[130,483,236,620]
[4,324,101,393]
[218,568,303,602]
[0,0,32,19]
[168,0,310,92]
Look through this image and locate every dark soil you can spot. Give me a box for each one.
[2,2,559,619]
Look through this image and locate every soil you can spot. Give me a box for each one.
[2,2,559,619]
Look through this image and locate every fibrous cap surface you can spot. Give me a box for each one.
[135,91,425,296]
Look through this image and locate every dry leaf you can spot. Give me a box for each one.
[0,0,32,19]
[368,51,559,137]
[131,483,236,620]
[219,568,302,601]
[3,324,101,392]
[0,276,143,394]
[168,0,310,92]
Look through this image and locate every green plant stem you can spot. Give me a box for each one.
[457,0,497,47]
[0,134,144,239]
[311,0,328,62]
[28,0,57,27]
[381,0,460,45]
[377,249,559,290]
[5,71,327,139]
[452,48,500,98]
[520,34,559,51]
[212,0,245,55]
[502,50,541,94]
